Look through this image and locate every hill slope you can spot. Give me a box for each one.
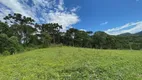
[119,31,142,36]
[135,31,142,36]
[0,47,142,80]
[119,33,132,36]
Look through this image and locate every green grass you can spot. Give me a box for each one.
[0,47,142,80]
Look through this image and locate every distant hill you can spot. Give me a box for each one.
[135,31,142,36]
[119,31,142,36]
[119,33,132,36]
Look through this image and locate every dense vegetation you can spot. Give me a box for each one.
[0,47,142,80]
[1,13,142,55]
[1,13,142,80]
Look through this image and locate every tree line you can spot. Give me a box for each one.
[1,13,142,55]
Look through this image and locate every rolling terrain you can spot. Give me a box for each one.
[0,47,142,80]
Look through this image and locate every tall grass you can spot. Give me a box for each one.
[0,47,142,80]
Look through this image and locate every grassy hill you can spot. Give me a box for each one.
[0,47,142,80]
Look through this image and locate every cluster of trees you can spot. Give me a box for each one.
[1,13,142,55]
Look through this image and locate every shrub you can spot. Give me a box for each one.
[9,47,16,55]
[2,51,11,56]
[0,34,23,54]
[0,34,10,53]
[50,43,63,47]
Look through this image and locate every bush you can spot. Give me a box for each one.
[50,44,63,47]
[2,51,11,56]
[9,47,16,55]
[0,34,10,53]
[0,34,23,54]
[9,36,23,52]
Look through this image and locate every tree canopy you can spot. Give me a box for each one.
[1,13,142,55]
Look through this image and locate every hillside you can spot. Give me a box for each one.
[0,47,142,80]
[119,33,133,36]
[119,31,142,36]
[135,31,142,36]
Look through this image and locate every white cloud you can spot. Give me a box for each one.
[71,6,80,12]
[80,29,86,32]
[0,7,12,22]
[0,0,30,17]
[58,0,64,11]
[105,21,142,35]
[100,21,108,25]
[0,0,80,31]
[48,11,79,31]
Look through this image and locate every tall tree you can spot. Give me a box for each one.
[64,28,78,46]
[4,13,36,45]
[74,30,92,47]
[92,31,108,49]
[41,23,62,44]
[0,21,11,36]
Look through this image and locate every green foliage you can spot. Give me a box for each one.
[0,47,142,79]
[0,34,10,53]
[2,51,11,56]
[0,34,22,54]
[41,23,62,44]
[92,31,109,49]
[2,13,142,51]
[50,43,64,47]
[9,36,23,52]
[4,13,36,45]
[4,13,34,25]
[41,32,52,48]
[0,21,11,36]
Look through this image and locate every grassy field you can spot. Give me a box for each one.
[0,47,142,80]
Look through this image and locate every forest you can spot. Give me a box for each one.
[1,13,142,55]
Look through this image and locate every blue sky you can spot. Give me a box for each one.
[0,0,142,35]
